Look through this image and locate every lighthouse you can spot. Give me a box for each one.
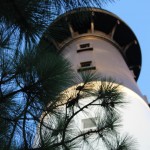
[38,8,150,149]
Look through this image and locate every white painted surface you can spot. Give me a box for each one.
[34,84,150,150]
[62,34,142,98]
[71,85,150,150]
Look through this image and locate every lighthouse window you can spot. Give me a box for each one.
[77,61,96,72]
[77,43,93,53]
[80,61,92,67]
[80,43,90,49]
[82,118,96,129]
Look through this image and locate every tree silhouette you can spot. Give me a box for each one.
[0,0,136,150]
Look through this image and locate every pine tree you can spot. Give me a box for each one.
[0,0,136,150]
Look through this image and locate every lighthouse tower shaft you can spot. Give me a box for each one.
[45,8,142,99]
[40,8,150,150]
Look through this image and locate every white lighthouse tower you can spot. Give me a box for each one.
[39,8,150,149]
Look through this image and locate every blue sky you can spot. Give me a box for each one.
[103,0,150,101]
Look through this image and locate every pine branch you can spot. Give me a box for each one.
[6,122,17,150]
